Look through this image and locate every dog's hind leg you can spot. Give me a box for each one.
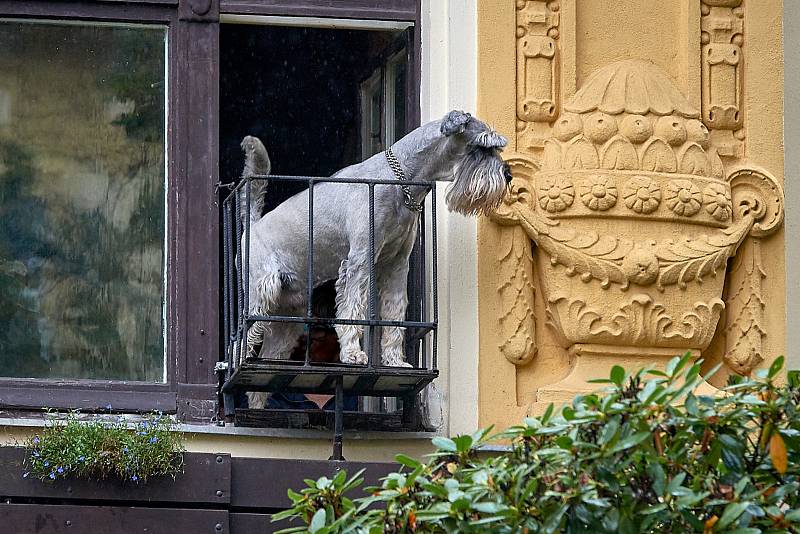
[246,269,301,360]
[334,256,369,365]
[246,312,303,409]
[246,270,304,410]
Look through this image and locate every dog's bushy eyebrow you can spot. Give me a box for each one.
[468,130,508,149]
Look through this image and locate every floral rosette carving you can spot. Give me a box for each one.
[537,175,574,213]
[622,176,661,214]
[703,182,732,221]
[578,174,618,211]
[665,179,702,216]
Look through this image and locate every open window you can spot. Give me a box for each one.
[218,19,437,441]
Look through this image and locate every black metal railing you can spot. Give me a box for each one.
[220,174,439,459]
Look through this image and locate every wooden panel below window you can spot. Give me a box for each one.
[2,504,229,534]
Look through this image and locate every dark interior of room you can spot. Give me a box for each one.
[220,23,401,211]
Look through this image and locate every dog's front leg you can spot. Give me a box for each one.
[334,255,370,365]
[378,263,412,367]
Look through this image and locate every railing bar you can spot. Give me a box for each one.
[244,177,251,340]
[234,189,245,367]
[368,182,376,368]
[225,174,432,188]
[419,202,427,370]
[222,199,232,375]
[305,179,315,367]
[431,181,438,370]
[246,315,435,327]
[331,376,344,461]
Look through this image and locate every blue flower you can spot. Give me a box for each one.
[43,461,49,467]
[122,447,129,453]
[33,451,40,458]
[32,436,40,445]
[131,475,138,482]
[78,456,85,462]
[49,472,56,480]
[149,436,158,444]
[57,467,64,474]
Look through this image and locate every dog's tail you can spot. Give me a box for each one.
[240,135,271,225]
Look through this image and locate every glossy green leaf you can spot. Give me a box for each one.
[610,365,625,386]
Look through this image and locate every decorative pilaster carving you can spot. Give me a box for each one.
[516,0,560,150]
[722,166,785,375]
[701,0,744,157]
[724,238,765,375]
[490,157,539,366]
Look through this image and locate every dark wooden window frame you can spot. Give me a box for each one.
[0,0,420,425]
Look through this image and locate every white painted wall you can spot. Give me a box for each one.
[421,0,480,435]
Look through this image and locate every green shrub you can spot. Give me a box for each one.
[274,355,800,533]
[23,410,184,483]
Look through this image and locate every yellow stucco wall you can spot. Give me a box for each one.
[478,0,786,430]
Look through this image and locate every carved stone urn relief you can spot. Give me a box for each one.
[490,59,784,404]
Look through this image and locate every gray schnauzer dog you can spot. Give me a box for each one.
[240,110,509,407]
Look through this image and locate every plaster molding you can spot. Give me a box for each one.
[516,0,560,148]
[493,181,753,292]
[547,294,725,349]
[493,59,784,382]
[701,0,745,156]
[478,0,786,431]
[722,165,785,375]
[489,156,538,366]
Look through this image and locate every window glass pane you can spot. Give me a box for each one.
[0,20,167,381]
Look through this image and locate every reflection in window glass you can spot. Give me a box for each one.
[0,21,167,381]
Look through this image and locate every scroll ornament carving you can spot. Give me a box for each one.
[493,60,784,366]
[547,294,724,349]
[722,166,785,375]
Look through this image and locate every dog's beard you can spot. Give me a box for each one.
[445,148,507,216]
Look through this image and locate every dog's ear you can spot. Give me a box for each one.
[441,110,472,136]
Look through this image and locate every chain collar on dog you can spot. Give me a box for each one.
[385,148,424,213]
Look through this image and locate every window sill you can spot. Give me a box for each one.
[0,417,437,441]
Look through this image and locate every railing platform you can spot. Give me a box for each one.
[222,359,438,396]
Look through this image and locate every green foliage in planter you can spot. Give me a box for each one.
[274,355,800,533]
[23,411,184,483]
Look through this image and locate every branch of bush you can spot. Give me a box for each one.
[275,354,800,533]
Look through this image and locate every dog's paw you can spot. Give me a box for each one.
[340,349,368,365]
[382,356,412,368]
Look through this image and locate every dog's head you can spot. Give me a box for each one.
[437,110,510,216]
